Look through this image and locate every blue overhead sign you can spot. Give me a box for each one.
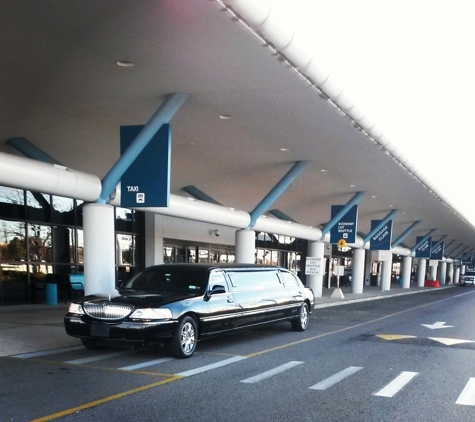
[415,236,432,258]
[120,124,171,208]
[430,242,444,260]
[462,252,473,265]
[369,219,393,250]
[330,205,358,244]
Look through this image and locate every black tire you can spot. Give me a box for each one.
[81,338,105,350]
[291,302,309,332]
[166,315,198,358]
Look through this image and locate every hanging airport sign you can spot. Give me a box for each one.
[415,236,432,258]
[462,252,473,265]
[369,219,393,250]
[120,124,171,208]
[330,205,358,244]
[430,242,444,260]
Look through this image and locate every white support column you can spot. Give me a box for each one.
[417,258,426,287]
[447,262,454,284]
[235,229,256,263]
[351,248,365,294]
[83,203,116,295]
[145,213,164,266]
[381,256,392,291]
[429,262,438,280]
[401,256,412,288]
[307,241,325,298]
[438,261,447,285]
[454,266,461,284]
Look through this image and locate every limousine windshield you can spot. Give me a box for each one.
[123,267,208,294]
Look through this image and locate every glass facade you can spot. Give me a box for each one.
[0,186,144,305]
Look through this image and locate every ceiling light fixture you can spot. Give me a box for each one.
[219,115,231,120]
[116,61,135,67]
[321,169,327,172]
[280,148,290,152]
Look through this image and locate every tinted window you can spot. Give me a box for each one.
[123,267,207,294]
[228,270,282,292]
[281,271,299,287]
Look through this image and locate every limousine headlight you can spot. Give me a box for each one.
[130,308,172,320]
[68,303,84,315]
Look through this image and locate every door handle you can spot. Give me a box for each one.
[227,298,234,303]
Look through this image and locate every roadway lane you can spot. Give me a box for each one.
[2,287,475,421]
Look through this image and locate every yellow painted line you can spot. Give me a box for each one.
[376,334,417,341]
[428,337,475,346]
[30,375,182,422]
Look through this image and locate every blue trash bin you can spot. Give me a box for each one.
[46,283,58,305]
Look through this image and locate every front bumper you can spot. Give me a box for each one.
[64,315,178,344]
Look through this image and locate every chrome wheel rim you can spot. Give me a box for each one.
[180,321,196,354]
[300,305,308,328]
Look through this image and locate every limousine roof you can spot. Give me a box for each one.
[146,263,288,272]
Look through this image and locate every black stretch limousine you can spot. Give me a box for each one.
[64,264,315,358]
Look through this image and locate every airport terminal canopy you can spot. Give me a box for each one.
[0,0,474,257]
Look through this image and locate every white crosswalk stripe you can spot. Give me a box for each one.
[64,350,132,365]
[176,356,248,377]
[373,371,419,398]
[309,366,363,390]
[240,361,304,384]
[456,378,475,406]
[119,357,175,371]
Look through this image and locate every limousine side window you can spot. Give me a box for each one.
[208,271,228,293]
[280,271,299,287]
[228,270,282,292]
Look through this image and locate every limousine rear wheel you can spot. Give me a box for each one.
[167,315,198,358]
[291,303,309,331]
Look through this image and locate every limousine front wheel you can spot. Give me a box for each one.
[167,315,198,358]
[291,303,309,331]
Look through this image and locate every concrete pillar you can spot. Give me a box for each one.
[429,262,438,280]
[307,241,325,298]
[401,256,412,288]
[83,203,116,295]
[145,213,164,266]
[438,261,447,285]
[352,248,365,294]
[235,229,255,263]
[447,262,454,284]
[417,258,426,287]
[364,251,373,286]
[381,256,392,291]
[454,267,461,284]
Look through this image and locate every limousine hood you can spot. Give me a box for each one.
[82,290,197,308]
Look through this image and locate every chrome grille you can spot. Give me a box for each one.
[83,301,134,320]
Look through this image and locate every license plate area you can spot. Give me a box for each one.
[90,323,110,337]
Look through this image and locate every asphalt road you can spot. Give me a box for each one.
[2,287,475,422]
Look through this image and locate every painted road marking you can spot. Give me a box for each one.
[373,371,419,397]
[456,378,475,406]
[119,357,175,371]
[176,356,247,377]
[421,321,454,329]
[240,361,303,384]
[428,337,475,346]
[376,335,416,341]
[11,345,85,359]
[65,350,132,365]
[309,366,363,390]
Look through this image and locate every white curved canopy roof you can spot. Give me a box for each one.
[0,0,473,255]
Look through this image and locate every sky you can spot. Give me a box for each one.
[276,0,475,226]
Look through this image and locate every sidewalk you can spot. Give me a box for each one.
[0,285,455,357]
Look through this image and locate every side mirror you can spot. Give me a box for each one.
[205,284,226,300]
